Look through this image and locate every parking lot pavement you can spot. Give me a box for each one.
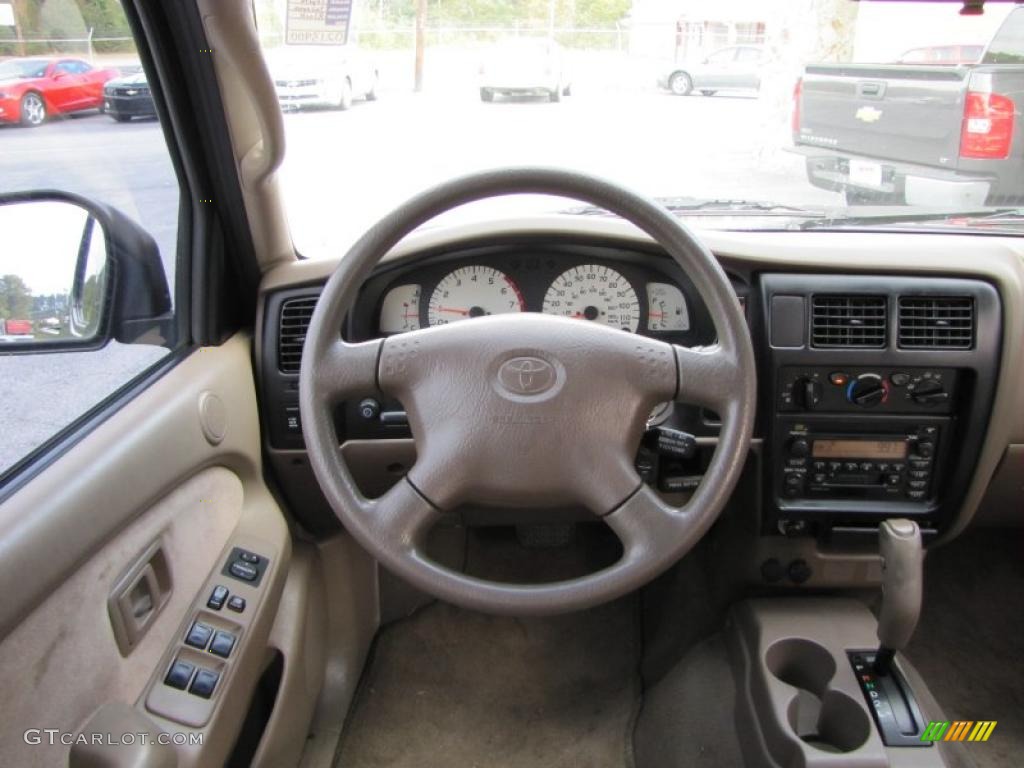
[0,87,839,473]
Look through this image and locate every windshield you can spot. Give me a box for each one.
[0,59,49,80]
[254,0,1024,257]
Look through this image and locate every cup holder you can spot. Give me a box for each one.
[765,638,870,754]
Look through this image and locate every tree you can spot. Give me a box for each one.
[0,274,34,320]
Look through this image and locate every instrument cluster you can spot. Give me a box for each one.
[377,258,693,338]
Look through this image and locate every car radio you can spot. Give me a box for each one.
[775,421,942,505]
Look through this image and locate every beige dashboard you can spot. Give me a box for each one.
[258,215,1024,540]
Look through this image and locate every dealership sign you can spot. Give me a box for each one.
[286,0,352,46]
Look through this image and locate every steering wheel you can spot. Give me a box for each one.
[299,168,755,615]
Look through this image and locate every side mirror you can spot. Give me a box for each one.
[0,191,172,354]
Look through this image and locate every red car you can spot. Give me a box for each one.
[0,57,119,127]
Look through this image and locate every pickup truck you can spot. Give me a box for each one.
[793,7,1024,207]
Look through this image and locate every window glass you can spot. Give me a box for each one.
[706,48,735,64]
[982,7,1024,63]
[0,1,181,476]
[253,0,1024,260]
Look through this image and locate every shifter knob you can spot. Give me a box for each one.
[875,519,923,674]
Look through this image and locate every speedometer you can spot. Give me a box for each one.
[542,264,640,332]
[427,266,524,326]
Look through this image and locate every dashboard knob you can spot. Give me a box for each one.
[788,437,810,457]
[792,378,823,410]
[358,398,381,420]
[847,375,887,408]
[911,379,949,406]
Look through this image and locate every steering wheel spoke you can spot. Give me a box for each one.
[673,343,743,411]
[314,338,383,402]
[605,484,695,565]
[364,478,441,556]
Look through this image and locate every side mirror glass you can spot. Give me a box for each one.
[0,194,171,353]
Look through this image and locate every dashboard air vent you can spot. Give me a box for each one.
[898,296,974,349]
[811,295,887,348]
[278,296,318,373]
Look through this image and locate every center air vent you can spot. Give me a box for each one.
[811,295,887,348]
[898,296,974,349]
[278,295,318,373]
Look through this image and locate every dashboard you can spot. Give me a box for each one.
[258,222,1023,575]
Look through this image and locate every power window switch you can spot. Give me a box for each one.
[164,660,194,690]
[207,585,229,610]
[227,596,246,613]
[238,550,261,565]
[189,668,219,699]
[185,621,214,650]
[209,630,236,658]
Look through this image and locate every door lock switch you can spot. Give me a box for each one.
[206,585,228,610]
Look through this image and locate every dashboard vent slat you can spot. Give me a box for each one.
[898,296,974,349]
[811,295,887,348]
[278,296,319,373]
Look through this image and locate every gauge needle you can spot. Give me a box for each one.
[649,311,665,319]
[437,307,470,316]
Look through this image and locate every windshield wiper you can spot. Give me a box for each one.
[566,197,827,218]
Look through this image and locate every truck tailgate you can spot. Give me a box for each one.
[799,64,968,167]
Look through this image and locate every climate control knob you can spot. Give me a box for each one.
[911,379,949,407]
[847,374,888,408]
[791,378,823,410]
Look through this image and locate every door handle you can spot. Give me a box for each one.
[108,539,172,656]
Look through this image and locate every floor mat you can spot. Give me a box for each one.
[335,598,639,768]
[906,527,1024,768]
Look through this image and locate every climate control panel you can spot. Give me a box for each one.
[777,367,957,414]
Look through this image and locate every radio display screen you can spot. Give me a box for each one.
[812,439,908,460]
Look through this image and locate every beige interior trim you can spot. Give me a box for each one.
[196,0,293,270]
[0,334,265,640]
[0,467,243,768]
[259,216,1024,540]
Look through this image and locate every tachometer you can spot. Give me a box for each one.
[646,282,690,331]
[542,264,640,332]
[379,284,422,333]
[427,266,524,326]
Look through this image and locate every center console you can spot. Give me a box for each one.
[760,274,1001,539]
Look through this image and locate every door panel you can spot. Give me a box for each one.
[0,333,291,767]
[0,468,242,767]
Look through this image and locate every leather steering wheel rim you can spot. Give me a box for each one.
[299,167,756,616]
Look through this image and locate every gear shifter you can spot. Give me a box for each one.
[874,518,923,676]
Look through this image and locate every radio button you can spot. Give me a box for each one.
[914,441,935,459]
[860,462,874,472]
[813,461,827,472]
[885,474,902,486]
[907,490,926,500]
[789,438,810,458]
[909,470,929,480]
[910,459,932,471]
[813,473,827,484]
[829,462,842,473]
[877,463,890,473]
[908,480,928,490]
[844,462,859,473]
